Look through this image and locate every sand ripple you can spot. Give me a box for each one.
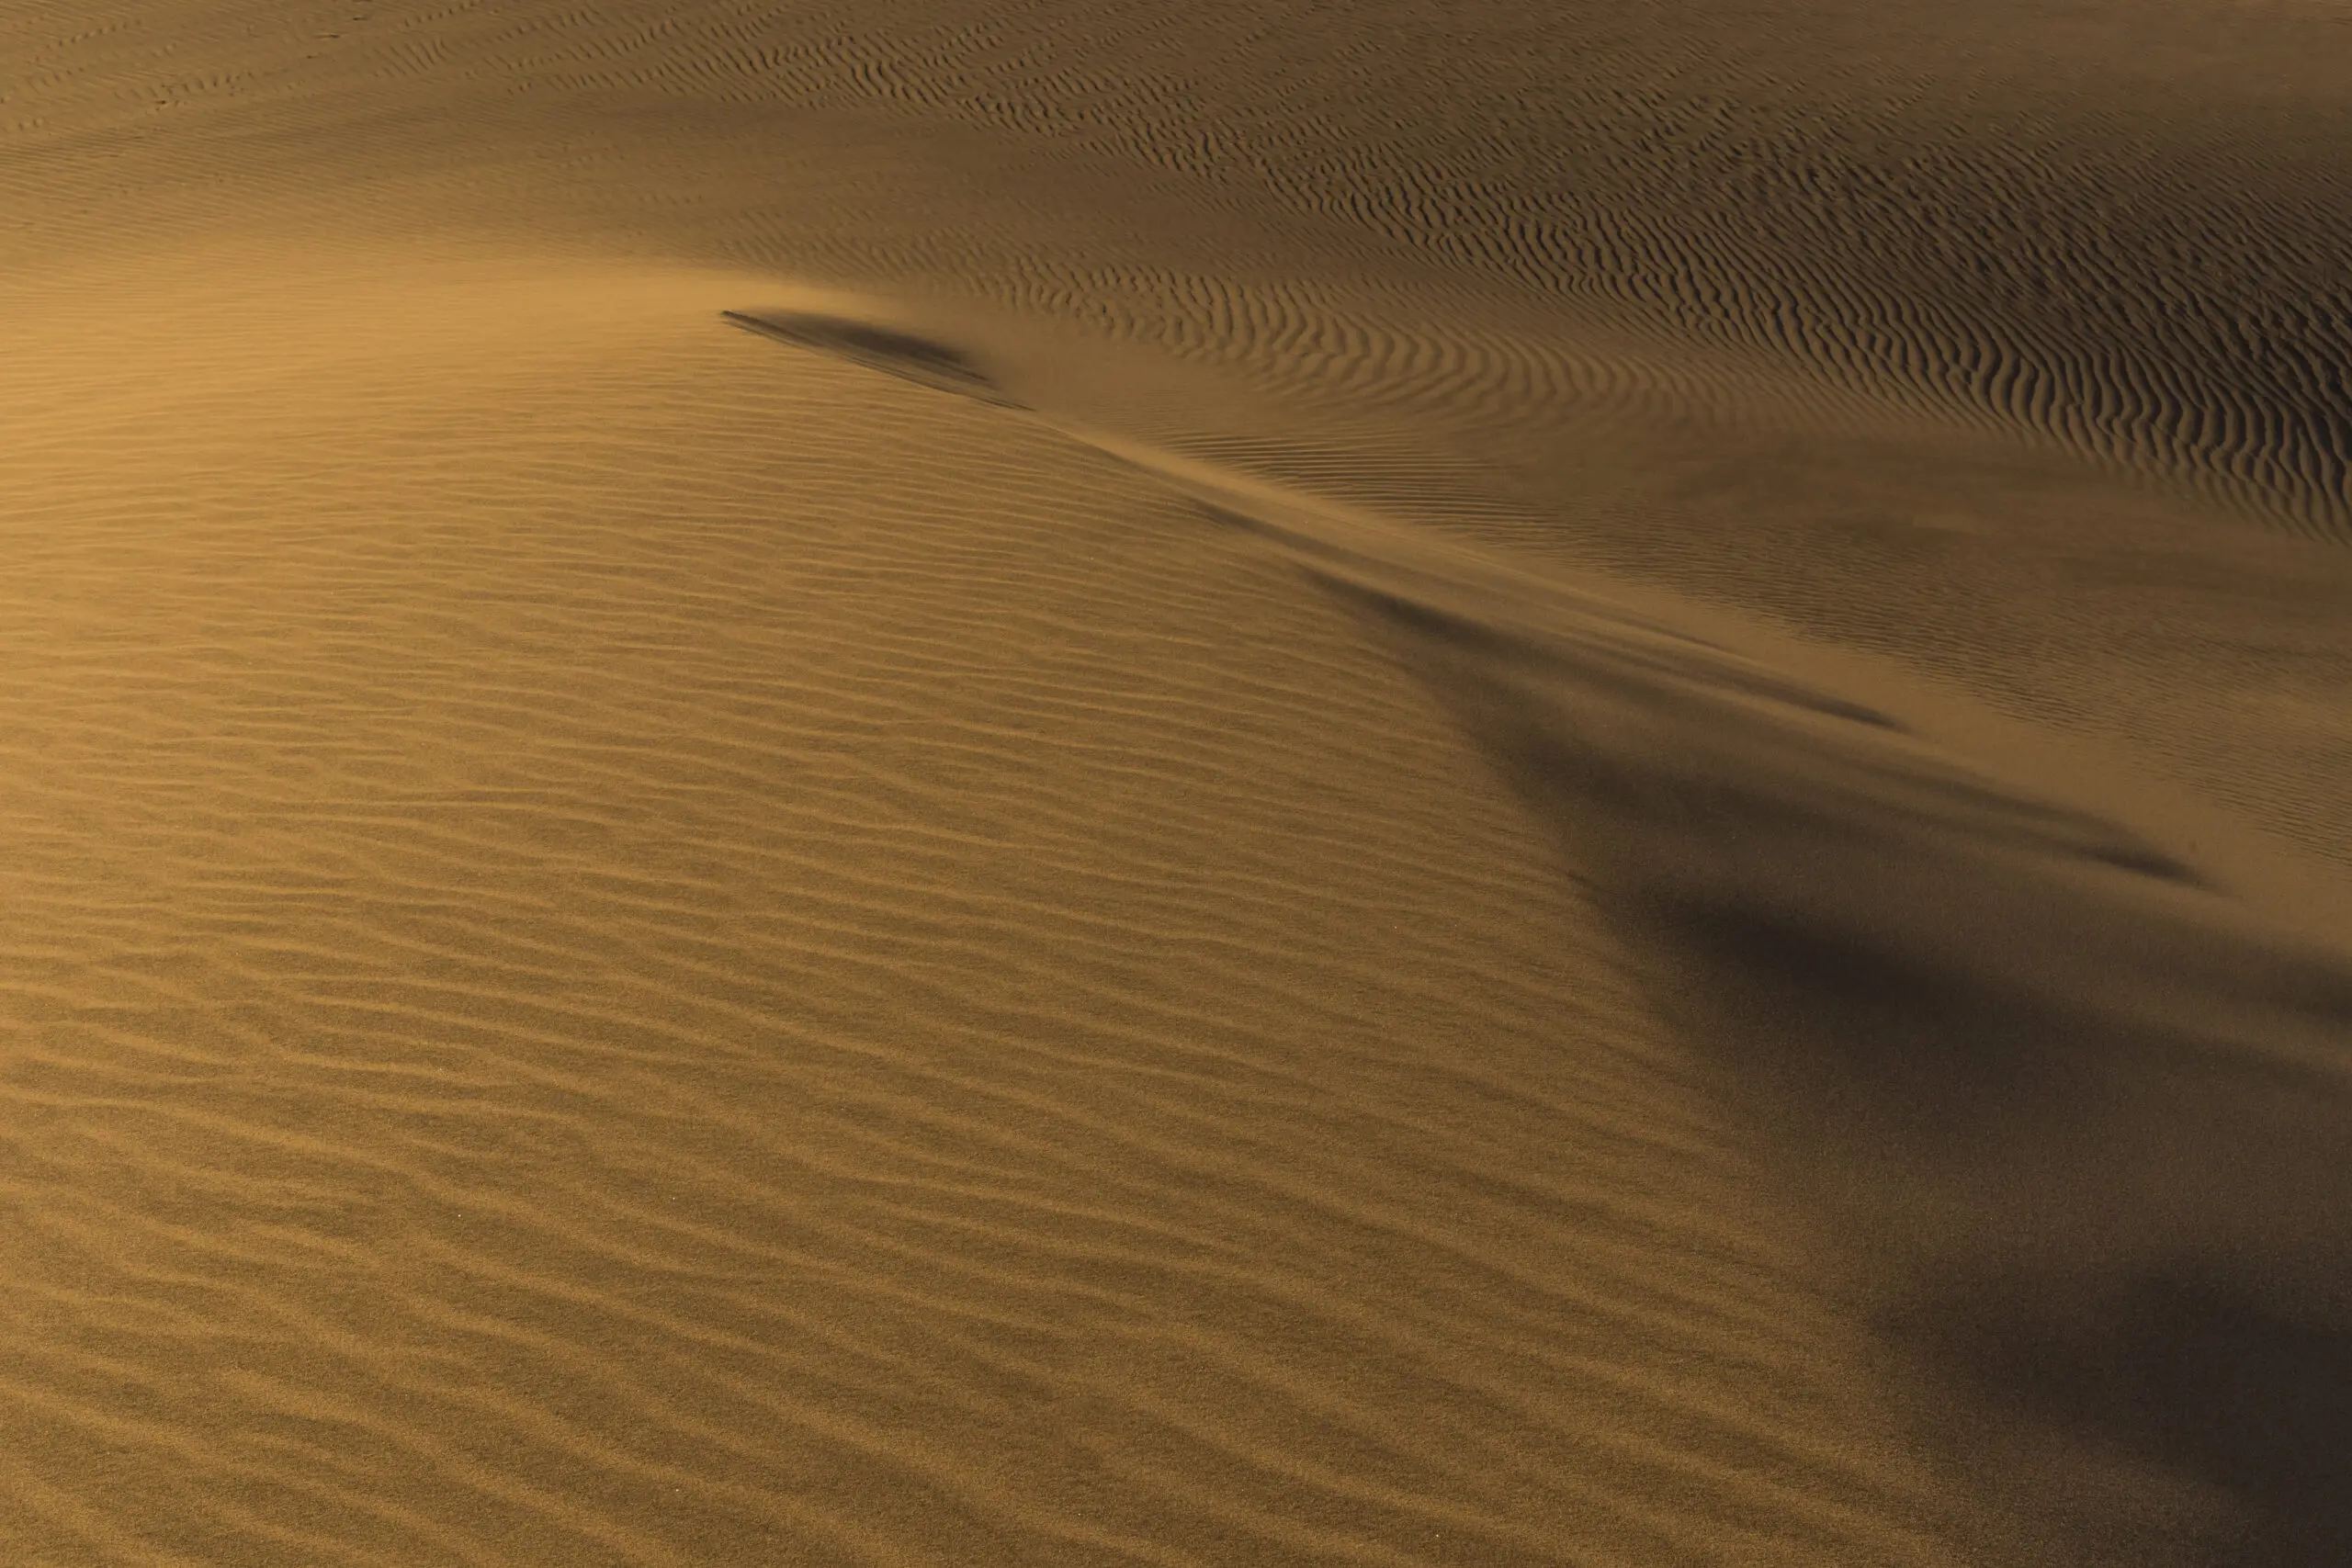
[6,2,2351,1562]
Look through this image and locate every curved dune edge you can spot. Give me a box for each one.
[717,272,2352,890]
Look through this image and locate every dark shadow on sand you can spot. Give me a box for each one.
[1314,570,2352,1568]
[722,310,1027,409]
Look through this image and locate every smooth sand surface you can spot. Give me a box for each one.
[3,4,2349,1565]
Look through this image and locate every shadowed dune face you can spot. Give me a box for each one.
[1283,536,2352,1568]
[6,1,2352,1564]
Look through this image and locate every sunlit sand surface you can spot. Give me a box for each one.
[4,5,2349,1565]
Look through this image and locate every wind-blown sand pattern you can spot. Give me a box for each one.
[5,4,2350,1566]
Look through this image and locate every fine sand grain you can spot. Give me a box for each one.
[4,4,2349,1565]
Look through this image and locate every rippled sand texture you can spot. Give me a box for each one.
[6,3,2352,1566]
[0,258,1974,1565]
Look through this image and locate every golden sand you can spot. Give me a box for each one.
[4,4,2349,1563]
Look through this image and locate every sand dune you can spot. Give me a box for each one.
[5,2,2350,1565]
[0,254,1968,1566]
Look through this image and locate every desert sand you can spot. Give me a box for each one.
[3,3,2349,1564]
